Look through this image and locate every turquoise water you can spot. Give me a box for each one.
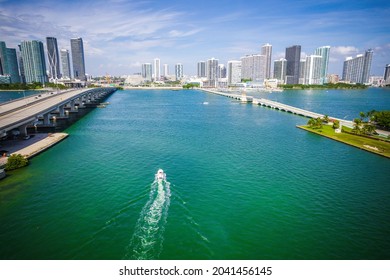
[0,90,42,103]
[0,88,389,260]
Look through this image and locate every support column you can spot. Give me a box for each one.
[58,105,65,117]
[19,124,28,137]
[43,113,51,125]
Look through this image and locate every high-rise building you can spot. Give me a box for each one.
[273,58,287,84]
[299,58,306,84]
[142,63,152,81]
[304,55,322,85]
[0,41,20,83]
[314,46,330,84]
[227,60,242,85]
[342,49,373,84]
[241,54,266,82]
[70,37,86,81]
[46,37,61,79]
[207,58,219,87]
[261,43,272,79]
[285,45,301,84]
[175,63,183,81]
[153,58,160,81]
[163,64,169,77]
[218,64,226,79]
[384,64,390,84]
[197,61,206,78]
[18,44,25,83]
[20,40,48,84]
[60,49,71,79]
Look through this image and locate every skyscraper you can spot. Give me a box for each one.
[175,63,183,81]
[241,54,266,82]
[273,58,287,84]
[153,58,160,81]
[197,61,206,78]
[314,46,330,84]
[60,49,71,79]
[46,37,61,79]
[0,41,20,83]
[261,43,272,79]
[142,63,152,81]
[342,49,373,84]
[20,40,48,84]
[227,60,242,85]
[163,64,169,77]
[218,64,226,79]
[207,58,218,87]
[285,45,301,84]
[304,55,322,85]
[384,64,390,84]
[70,38,86,81]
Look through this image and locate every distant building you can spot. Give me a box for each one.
[227,60,241,85]
[60,49,71,79]
[18,44,25,83]
[314,46,331,84]
[327,74,340,84]
[46,37,61,79]
[285,45,301,84]
[304,55,322,85]
[20,40,48,84]
[261,43,272,79]
[142,63,152,81]
[207,58,218,87]
[218,64,226,79]
[299,58,306,84]
[153,58,160,81]
[241,54,266,82]
[384,64,390,85]
[342,49,373,84]
[197,61,206,78]
[70,37,86,81]
[273,58,287,84]
[163,64,169,77]
[175,63,183,81]
[0,41,20,83]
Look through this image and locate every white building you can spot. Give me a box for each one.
[227,60,242,85]
[273,58,287,84]
[206,58,219,87]
[315,46,330,84]
[142,63,152,81]
[153,58,160,81]
[261,43,272,79]
[197,61,206,78]
[163,63,169,77]
[175,63,183,81]
[304,55,322,85]
[241,54,266,82]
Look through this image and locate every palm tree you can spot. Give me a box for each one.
[352,118,362,134]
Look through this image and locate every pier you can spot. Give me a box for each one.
[200,89,355,128]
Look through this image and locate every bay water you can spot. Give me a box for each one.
[0,88,389,260]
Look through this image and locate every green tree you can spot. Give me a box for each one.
[5,154,29,171]
[352,118,362,134]
[371,111,390,130]
[332,120,340,129]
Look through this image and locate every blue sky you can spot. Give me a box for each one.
[1,0,389,77]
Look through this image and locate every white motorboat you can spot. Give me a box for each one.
[156,169,166,181]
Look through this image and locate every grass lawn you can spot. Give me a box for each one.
[297,124,390,159]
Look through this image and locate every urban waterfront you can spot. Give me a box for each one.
[0,88,389,260]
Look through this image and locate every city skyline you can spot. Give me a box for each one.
[0,0,389,77]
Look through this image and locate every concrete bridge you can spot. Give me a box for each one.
[0,87,117,138]
[200,89,355,128]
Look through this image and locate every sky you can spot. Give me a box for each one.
[1,0,390,77]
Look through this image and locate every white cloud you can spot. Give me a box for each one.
[331,46,359,56]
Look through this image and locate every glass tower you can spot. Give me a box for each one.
[71,38,86,81]
[20,40,48,84]
[46,37,61,79]
[60,49,71,79]
[285,45,301,84]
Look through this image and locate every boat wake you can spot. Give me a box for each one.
[125,170,171,260]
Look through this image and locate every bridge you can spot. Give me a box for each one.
[0,87,117,138]
[201,89,355,128]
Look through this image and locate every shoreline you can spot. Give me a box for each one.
[297,125,390,159]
